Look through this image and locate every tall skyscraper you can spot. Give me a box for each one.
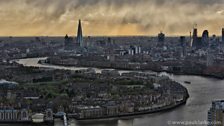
[64,34,69,48]
[180,36,186,47]
[202,30,209,47]
[222,28,224,43]
[192,28,198,48]
[77,19,83,47]
[180,36,186,57]
[189,31,192,46]
[157,32,165,47]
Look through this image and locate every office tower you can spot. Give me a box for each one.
[189,31,192,47]
[180,36,186,57]
[108,37,111,45]
[77,19,83,47]
[157,32,165,47]
[211,34,218,44]
[192,28,198,48]
[180,36,186,47]
[197,37,202,48]
[208,100,224,126]
[222,28,224,43]
[134,46,139,54]
[64,34,74,50]
[138,46,141,54]
[158,32,165,43]
[128,46,135,55]
[128,45,141,55]
[207,48,214,67]
[64,34,69,44]
[202,30,209,47]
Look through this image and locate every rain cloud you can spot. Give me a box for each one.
[0,0,223,36]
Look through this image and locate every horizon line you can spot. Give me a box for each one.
[0,35,195,38]
[0,35,222,38]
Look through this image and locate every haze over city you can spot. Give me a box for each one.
[0,0,224,36]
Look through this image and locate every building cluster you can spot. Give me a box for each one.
[0,80,53,123]
[128,45,142,55]
[54,25,224,78]
[0,109,29,122]
[68,72,187,119]
[208,100,224,126]
[0,55,188,121]
[0,109,53,123]
[64,19,84,51]
[191,28,221,49]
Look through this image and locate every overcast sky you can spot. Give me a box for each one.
[0,0,224,36]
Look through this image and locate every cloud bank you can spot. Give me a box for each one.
[0,0,223,36]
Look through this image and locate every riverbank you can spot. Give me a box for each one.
[69,87,189,122]
[74,98,188,122]
[160,70,224,80]
[13,57,190,123]
[40,59,224,80]
[15,57,223,80]
[0,121,54,125]
[15,57,224,126]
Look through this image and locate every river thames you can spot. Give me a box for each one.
[15,58,224,126]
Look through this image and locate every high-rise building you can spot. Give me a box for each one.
[191,28,205,49]
[208,100,224,126]
[222,28,224,43]
[202,30,209,47]
[128,45,141,55]
[197,37,203,48]
[64,34,69,45]
[180,36,186,47]
[77,19,83,47]
[211,34,219,44]
[64,34,74,50]
[189,31,192,47]
[192,28,198,48]
[157,32,165,47]
[180,36,186,57]
[207,52,214,67]
[158,32,165,43]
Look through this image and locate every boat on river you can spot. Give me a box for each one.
[184,81,191,84]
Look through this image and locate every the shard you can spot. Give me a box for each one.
[77,19,83,47]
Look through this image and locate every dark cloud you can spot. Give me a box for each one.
[0,0,223,35]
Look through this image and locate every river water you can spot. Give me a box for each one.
[15,58,224,126]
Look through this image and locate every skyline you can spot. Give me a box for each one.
[0,0,224,36]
